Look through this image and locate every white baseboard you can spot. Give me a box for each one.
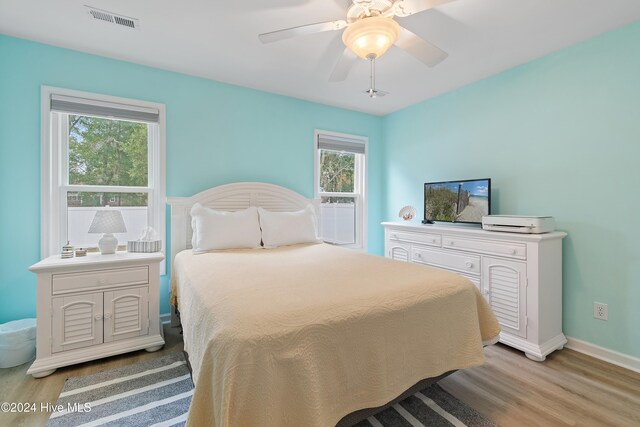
[160,313,171,325]
[565,336,640,373]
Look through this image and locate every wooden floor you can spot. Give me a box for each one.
[0,323,184,427]
[439,344,640,427]
[1,326,638,427]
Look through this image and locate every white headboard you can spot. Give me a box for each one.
[167,182,319,264]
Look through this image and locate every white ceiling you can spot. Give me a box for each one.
[1,0,639,115]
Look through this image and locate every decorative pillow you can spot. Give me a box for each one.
[190,203,262,253]
[258,205,322,248]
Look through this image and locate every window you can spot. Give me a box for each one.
[314,130,367,250]
[41,87,165,263]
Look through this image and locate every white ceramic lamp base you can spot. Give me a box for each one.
[98,233,118,254]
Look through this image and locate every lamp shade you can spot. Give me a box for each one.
[342,16,400,59]
[88,210,127,234]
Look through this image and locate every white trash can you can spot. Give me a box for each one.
[0,318,37,368]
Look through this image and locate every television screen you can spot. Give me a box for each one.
[424,178,491,224]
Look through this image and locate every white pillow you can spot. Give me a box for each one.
[258,205,322,247]
[190,203,262,253]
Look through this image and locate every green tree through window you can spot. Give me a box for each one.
[319,150,355,204]
[68,115,148,207]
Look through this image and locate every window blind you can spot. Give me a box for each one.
[317,134,366,154]
[50,94,160,123]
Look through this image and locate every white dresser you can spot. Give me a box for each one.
[27,252,165,377]
[382,222,567,361]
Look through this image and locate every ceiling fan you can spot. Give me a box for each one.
[258,0,453,90]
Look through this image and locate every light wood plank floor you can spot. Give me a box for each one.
[439,344,640,427]
[1,326,638,427]
[0,324,184,427]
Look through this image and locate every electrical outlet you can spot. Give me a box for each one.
[594,302,608,321]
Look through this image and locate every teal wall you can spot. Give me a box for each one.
[2,20,639,359]
[0,35,383,322]
[382,21,640,357]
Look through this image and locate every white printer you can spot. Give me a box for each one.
[481,215,556,234]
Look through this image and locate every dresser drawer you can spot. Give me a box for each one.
[442,236,526,259]
[412,247,480,275]
[387,230,441,247]
[52,266,149,294]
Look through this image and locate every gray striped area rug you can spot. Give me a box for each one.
[47,352,493,427]
[47,352,192,427]
[353,384,496,427]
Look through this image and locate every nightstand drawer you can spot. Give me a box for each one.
[52,266,149,294]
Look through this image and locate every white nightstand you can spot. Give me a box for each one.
[27,251,165,378]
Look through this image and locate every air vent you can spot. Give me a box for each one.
[85,6,139,29]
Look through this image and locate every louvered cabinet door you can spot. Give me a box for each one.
[103,287,149,343]
[388,242,411,262]
[482,257,527,338]
[52,293,104,353]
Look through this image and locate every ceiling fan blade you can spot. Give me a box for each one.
[259,20,347,44]
[395,0,455,16]
[394,27,448,67]
[329,48,358,82]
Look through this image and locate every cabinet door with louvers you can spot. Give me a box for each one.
[103,287,149,343]
[387,241,411,262]
[482,257,527,338]
[52,293,104,353]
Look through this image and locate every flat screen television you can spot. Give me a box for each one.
[423,178,491,224]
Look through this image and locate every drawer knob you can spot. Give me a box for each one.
[104,312,112,319]
[511,249,517,254]
[465,261,473,269]
[94,314,102,321]
[391,234,398,239]
[97,278,107,285]
[432,239,436,243]
[449,241,455,245]
[415,252,422,258]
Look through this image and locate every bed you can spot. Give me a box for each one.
[168,182,500,427]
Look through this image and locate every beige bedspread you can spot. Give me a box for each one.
[170,243,500,427]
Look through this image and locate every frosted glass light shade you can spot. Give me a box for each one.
[342,16,400,59]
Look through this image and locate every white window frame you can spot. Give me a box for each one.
[314,129,368,251]
[40,86,166,269]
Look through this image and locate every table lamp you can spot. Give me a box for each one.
[88,210,127,254]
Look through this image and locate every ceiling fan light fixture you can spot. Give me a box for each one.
[342,16,400,59]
